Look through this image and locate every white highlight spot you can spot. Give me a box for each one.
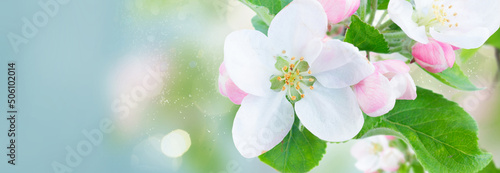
[161,129,191,158]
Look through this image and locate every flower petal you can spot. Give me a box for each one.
[430,0,500,49]
[373,60,410,75]
[412,38,452,73]
[232,93,294,158]
[318,0,360,24]
[389,73,408,99]
[295,84,364,142]
[388,0,429,43]
[312,40,374,88]
[268,0,327,60]
[354,73,396,117]
[355,154,380,173]
[224,30,277,96]
[380,148,405,172]
[398,73,417,100]
[218,62,248,104]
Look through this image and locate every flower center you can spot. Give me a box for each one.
[431,0,459,28]
[270,51,316,103]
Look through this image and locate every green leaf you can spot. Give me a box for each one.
[345,15,390,53]
[420,63,483,91]
[251,15,269,35]
[377,0,389,9]
[246,0,291,15]
[355,87,492,173]
[259,115,327,172]
[486,27,500,49]
[459,48,481,63]
[478,161,500,173]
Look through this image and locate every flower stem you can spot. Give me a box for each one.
[377,20,394,30]
[367,0,378,25]
[359,0,368,20]
[383,31,407,39]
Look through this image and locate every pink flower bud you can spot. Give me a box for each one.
[318,0,360,24]
[412,39,455,73]
[218,62,248,105]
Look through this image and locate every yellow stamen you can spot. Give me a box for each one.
[291,57,296,60]
[308,70,312,74]
[301,94,305,98]
[282,86,286,91]
[277,76,282,81]
[282,66,288,71]
[291,96,296,100]
[300,57,304,61]
[310,86,314,90]
[290,64,295,68]
[309,78,314,82]
[282,50,286,54]
[299,76,303,80]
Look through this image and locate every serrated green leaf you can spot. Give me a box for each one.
[259,115,326,172]
[420,63,482,91]
[345,15,390,53]
[251,15,269,35]
[355,87,492,173]
[459,48,481,63]
[478,161,500,173]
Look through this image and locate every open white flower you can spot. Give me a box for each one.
[388,0,500,49]
[224,0,374,158]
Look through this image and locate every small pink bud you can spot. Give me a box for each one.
[412,39,455,73]
[218,62,248,105]
[318,0,360,24]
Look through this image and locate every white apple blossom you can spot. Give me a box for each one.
[388,0,500,49]
[351,136,406,173]
[224,0,374,158]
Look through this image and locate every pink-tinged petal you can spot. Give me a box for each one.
[354,73,396,117]
[232,93,294,158]
[224,30,277,97]
[412,39,454,73]
[318,0,360,24]
[398,73,417,100]
[218,62,248,104]
[380,148,405,172]
[295,84,364,142]
[373,60,410,75]
[268,0,327,60]
[225,79,248,105]
[436,40,456,68]
[312,39,375,88]
[385,136,396,140]
[451,45,460,51]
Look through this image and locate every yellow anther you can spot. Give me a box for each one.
[299,76,303,80]
[291,96,297,100]
[449,24,452,28]
[295,85,300,90]
[290,82,294,86]
[453,13,457,16]
[300,57,304,61]
[290,64,295,68]
[455,23,458,27]
[308,70,312,74]
[277,76,282,81]
[301,94,305,98]
[291,57,296,60]
[441,4,444,7]
[296,71,300,75]
[282,86,286,91]
[309,78,314,82]
[310,86,314,90]
[282,50,286,54]
[282,66,288,71]
[448,5,452,8]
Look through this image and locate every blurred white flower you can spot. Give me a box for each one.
[351,136,405,173]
